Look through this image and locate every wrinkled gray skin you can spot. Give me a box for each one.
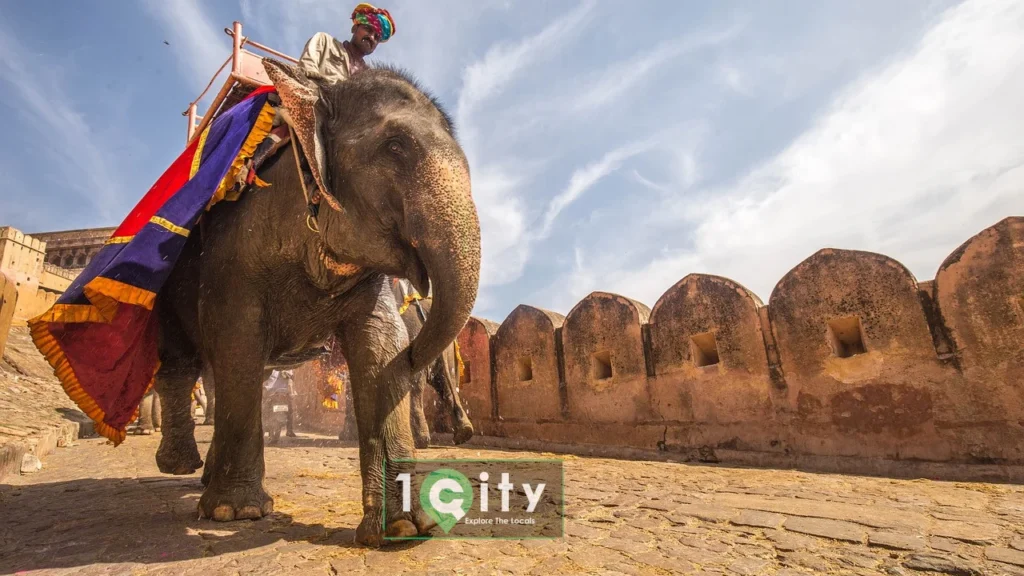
[151,62,480,547]
[339,283,473,448]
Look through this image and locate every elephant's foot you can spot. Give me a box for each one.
[198,481,273,522]
[453,421,474,445]
[156,433,203,475]
[356,507,437,547]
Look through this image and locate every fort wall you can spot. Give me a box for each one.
[0,227,50,323]
[0,272,18,358]
[457,217,1024,465]
[0,226,100,325]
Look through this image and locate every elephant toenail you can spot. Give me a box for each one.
[386,519,418,538]
[212,504,236,522]
[236,506,263,520]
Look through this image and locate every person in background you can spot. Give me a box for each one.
[137,389,161,435]
[264,369,298,438]
[192,377,209,423]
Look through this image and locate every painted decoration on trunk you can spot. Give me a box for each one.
[27,86,278,445]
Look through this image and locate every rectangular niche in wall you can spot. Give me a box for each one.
[591,351,612,380]
[460,361,472,384]
[827,316,867,358]
[690,332,720,367]
[517,356,533,382]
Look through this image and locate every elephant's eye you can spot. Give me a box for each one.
[387,141,403,155]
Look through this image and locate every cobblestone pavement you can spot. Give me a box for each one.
[3,427,1024,576]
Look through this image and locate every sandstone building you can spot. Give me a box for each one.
[33,227,117,272]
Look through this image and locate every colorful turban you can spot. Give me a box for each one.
[352,3,395,43]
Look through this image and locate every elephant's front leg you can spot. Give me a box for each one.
[197,314,273,521]
[337,276,436,547]
[432,348,475,445]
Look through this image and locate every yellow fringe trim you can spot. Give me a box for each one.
[26,276,159,445]
[206,102,277,210]
[26,316,160,446]
[30,303,106,325]
[149,216,190,237]
[190,126,211,179]
[106,235,133,245]
[83,277,157,321]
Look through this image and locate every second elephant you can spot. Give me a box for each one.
[338,277,473,448]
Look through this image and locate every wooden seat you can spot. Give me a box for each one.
[184,22,298,145]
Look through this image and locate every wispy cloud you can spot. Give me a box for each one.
[454,0,596,135]
[569,22,746,115]
[0,17,121,223]
[538,141,654,237]
[630,170,673,195]
[453,0,598,293]
[557,0,1024,309]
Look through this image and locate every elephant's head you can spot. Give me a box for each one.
[264,60,481,373]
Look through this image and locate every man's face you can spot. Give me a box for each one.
[350,24,379,56]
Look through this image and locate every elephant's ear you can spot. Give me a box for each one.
[262,58,342,212]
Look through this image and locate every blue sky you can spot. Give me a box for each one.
[2,0,1023,322]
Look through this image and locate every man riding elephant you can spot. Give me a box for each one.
[150,52,480,548]
[299,2,393,82]
[249,3,394,172]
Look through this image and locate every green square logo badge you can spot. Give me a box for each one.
[384,459,565,540]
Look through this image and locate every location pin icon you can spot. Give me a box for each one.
[420,469,473,534]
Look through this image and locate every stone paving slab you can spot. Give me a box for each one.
[2,428,1024,575]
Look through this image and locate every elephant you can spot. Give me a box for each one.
[338,278,474,449]
[150,59,481,547]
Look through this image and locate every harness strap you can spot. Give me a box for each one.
[287,123,321,233]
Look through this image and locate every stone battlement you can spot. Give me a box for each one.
[0,226,87,324]
[455,216,1024,466]
[0,227,46,254]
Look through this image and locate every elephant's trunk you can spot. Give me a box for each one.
[406,151,481,374]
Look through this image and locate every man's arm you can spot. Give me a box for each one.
[298,32,330,81]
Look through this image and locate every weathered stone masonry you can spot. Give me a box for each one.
[456,217,1024,464]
